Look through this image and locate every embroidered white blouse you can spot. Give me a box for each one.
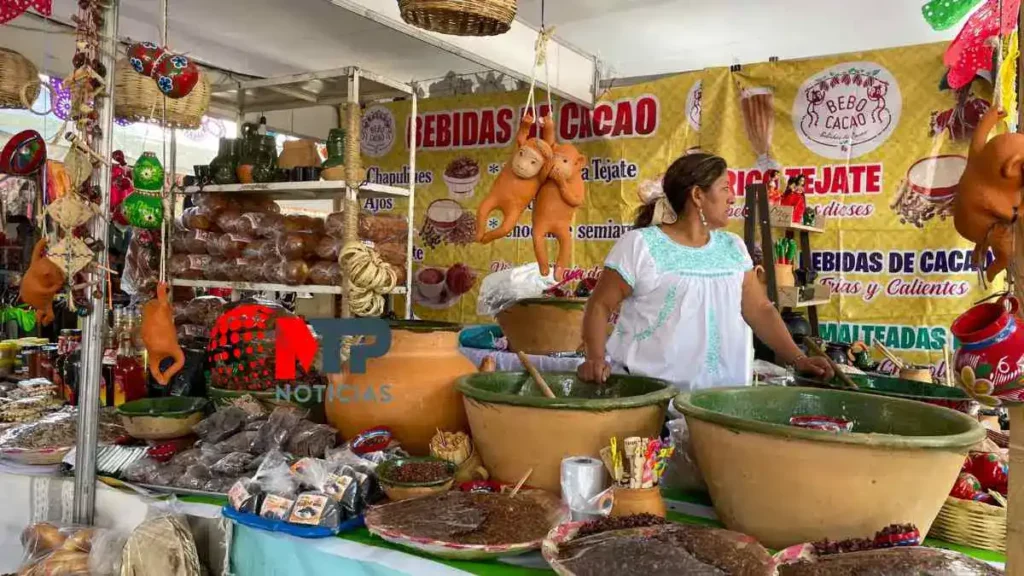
[604,227,754,391]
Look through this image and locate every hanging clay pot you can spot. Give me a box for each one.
[151,52,200,100]
[111,165,133,226]
[321,128,346,181]
[210,138,239,185]
[127,42,166,76]
[122,191,164,229]
[951,296,1024,405]
[325,321,478,455]
[133,152,164,192]
[0,130,46,176]
[278,139,320,170]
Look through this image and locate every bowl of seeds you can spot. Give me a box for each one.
[377,456,457,501]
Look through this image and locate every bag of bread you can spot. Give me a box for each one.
[241,258,265,282]
[281,214,325,235]
[314,236,343,261]
[168,255,210,280]
[191,193,231,213]
[179,206,219,231]
[258,212,286,238]
[275,232,319,260]
[238,194,280,214]
[179,229,216,255]
[18,522,124,576]
[372,241,407,268]
[308,261,343,285]
[211,233,253,259]
[235,212,271,236]
[215,208,244,234]
[277,260,310,285]
[326,211,409,243]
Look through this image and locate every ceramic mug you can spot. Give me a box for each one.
[417,267,446,300]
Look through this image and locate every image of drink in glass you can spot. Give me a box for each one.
[741,87,778,170]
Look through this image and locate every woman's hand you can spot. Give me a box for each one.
[793,355,835,380]
[577,357,611,383]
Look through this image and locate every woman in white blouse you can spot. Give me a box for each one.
[578,153,832,390]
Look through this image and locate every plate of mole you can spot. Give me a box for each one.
[365,490,565,560]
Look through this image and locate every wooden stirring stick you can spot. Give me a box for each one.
[873,339,905,370]
[517,351,556,398]
[509,468,533,498]
[943,345,955,388]
[804,339,859,390]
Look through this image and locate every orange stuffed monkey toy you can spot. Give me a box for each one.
[476,113,555,244]
[953,107,1024,282]
[141,282,185,385]
[19,239,65,326]
[533,143,586,279]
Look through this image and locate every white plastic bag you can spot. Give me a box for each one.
[476,263,558,317]
[662,417,707,492]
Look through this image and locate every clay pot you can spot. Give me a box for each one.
[824,342,850,366]
[209,138,239,185]
[611,486,666,518]
[951,295,1024,403]
[675,386,984,549]
[497,298,586,355]
[781,311,810,343]
[325,321,476,455]
[899,366,934,384]
[774,264,795,288]
[279,139,320,170]
[457,371,676,493]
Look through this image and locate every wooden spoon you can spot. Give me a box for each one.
[804,338,859,390]
[516,351,556,398]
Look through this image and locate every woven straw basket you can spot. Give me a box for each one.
[398,0,516,36]
[930,496,1006,553]
[0,48,40,110]
[113,60,210,129]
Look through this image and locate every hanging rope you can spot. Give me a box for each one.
[522,25,555,122]
[157,0,170,284]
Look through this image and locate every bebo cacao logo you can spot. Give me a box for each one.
[792,62,901,160]
[686,80,702,131]
[361,105,396,158]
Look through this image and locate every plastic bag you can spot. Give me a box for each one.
[663,418,706,492]
[250,407,307,454]
[121,230,159,297]
[18,522,124,576]
[211,451,255,476]
[285,420,339,458]
[477,263,558,317]
[123,457,162,484]
[88,529,128,576]
[192,406,246,443]
[174,464,212,490]
[119,513,201,576]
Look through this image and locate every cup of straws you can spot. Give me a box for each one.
[599,436,675,518]
[773,238,798,287]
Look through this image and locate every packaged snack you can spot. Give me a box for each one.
[288,492,341,529]
[235,212,272,236]
[192,406,246,443]
[326,211,409,243]
[211,233,253,259]
[211,452,255,476]
[241,258,265,282]
[256,212,285,238]
[212,430,259,454]
[179,229,217,254]
[260,494,295,521]
[180,206,218,231]
[277,260,310,285]
[192,193,231,213]
[275,232,319,260]
[250,407,307,454]
[168,254,210,280]
[228,479,263,513]
[286,420,339,458]
[315,236,343,261]
[308,261,343,285]
[215,209,244,234]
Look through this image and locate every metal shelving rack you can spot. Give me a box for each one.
[170,66,418,318]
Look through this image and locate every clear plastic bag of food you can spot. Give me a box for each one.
[228,477,264,513]
[250,407,307,454]
[211,451,255,476]
[19,522,125,576]
[477,263,558,316]
[663,417,706,492]
[121,230,160,297]
[192,406,246,443]
[288,491,342,530]
[308,261,343,285]
[179,205,219,231]
[123,457,162,484]
[119,512,201,576]
[182,295,227,327]
[150,464,186,487]
[191,193,231,214]
[315,236,343,261]
[179,229,216,254]
[211,430,258,454]
[286,420,339,458]
[214,208,243,234]
[235,212,272,236]
[275,232,319,260]
[211,233,253,259]
[326,211,409,244]
[373,241,407,268]
[174,464,212,490]
[169,448,201,468]
[168,254,211,280]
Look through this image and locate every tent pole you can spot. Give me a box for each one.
[73,0,118,525]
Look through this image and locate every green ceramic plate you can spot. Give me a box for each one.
[457,371,676,411]
[674,386,984,450]
[116,396,208,419]
[377,457,457,487]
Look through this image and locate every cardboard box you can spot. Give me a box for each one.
[777,284,832,308]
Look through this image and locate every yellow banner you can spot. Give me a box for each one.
[367,42,995,372]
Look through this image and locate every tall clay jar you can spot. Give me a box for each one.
[325,321,475,455]
[251,135,279,184]
[321,128,345,181]
[209,138,239,185]
[279,139,320,170]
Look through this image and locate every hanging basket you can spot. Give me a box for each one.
[113,60,209,129]
[0,48,40,110]
[929,496,1006,553]
[398,0,516,36]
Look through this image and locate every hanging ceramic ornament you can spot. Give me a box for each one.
[46,192,98,229]
[126,42,166,76]
[0,130,46,176]
[46,235,94,278]
[923,0,983,31]
[151,52,200,99]
[110,164,133,227]
[0,0,52,25]
[121,192,163,229]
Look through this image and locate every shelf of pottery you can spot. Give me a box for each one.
[167,67,418,317]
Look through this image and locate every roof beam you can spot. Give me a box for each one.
[322,0,598,106]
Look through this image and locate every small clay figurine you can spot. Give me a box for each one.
[141,282,185,385]
[780,175,807,223]
[954,107,1024,281]
[764,169,782,205]
[476,113,555,244]
[19,239,65,326]
[532,142,587,279]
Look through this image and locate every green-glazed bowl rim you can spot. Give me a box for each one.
[116,396,208,419]
[457,371,677,411]
[377,457,457,487]
[673,386,985,451]
[388,320,463,333]
[511,297,588,310]
[791,374,974,405]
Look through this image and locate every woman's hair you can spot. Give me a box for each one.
[634,153,728,228]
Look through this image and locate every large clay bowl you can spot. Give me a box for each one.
[675,387,985,549]
[326,321,476,455]
[497,298,586,355]
[791,374,976,413]
[117,396,208,440]
[457,371,676,493]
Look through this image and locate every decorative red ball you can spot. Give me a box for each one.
[127,42,166,77]
[152,52,200,99]
[968,452,1009,495]
[950,472,985,501]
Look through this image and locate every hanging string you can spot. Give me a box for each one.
[157,0,170,284]
[522,25,555,123]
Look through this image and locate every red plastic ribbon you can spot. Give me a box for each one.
[944,0,1021,89]
[0,0,52,25]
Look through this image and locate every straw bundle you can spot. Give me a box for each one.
[398,0,516,36]
[930,496,1007,553]
[113,60,209,129]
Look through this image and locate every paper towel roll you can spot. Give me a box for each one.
[561,456,607,519]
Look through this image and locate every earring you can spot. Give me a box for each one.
[699,207,707,227]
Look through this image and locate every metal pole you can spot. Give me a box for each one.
[405,89,416,319]
[73,0,118,525]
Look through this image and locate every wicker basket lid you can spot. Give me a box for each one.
[398,0,516,36]
[0,48,40,110]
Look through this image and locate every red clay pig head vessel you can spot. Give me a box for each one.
[19,239,65,326]
[953,107,1024,282]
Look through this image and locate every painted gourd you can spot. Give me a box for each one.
[133,152,164,191]
[127,42,166,76]
[152,53,200,100]
[122,192,163,229]
[0,130,46,176]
